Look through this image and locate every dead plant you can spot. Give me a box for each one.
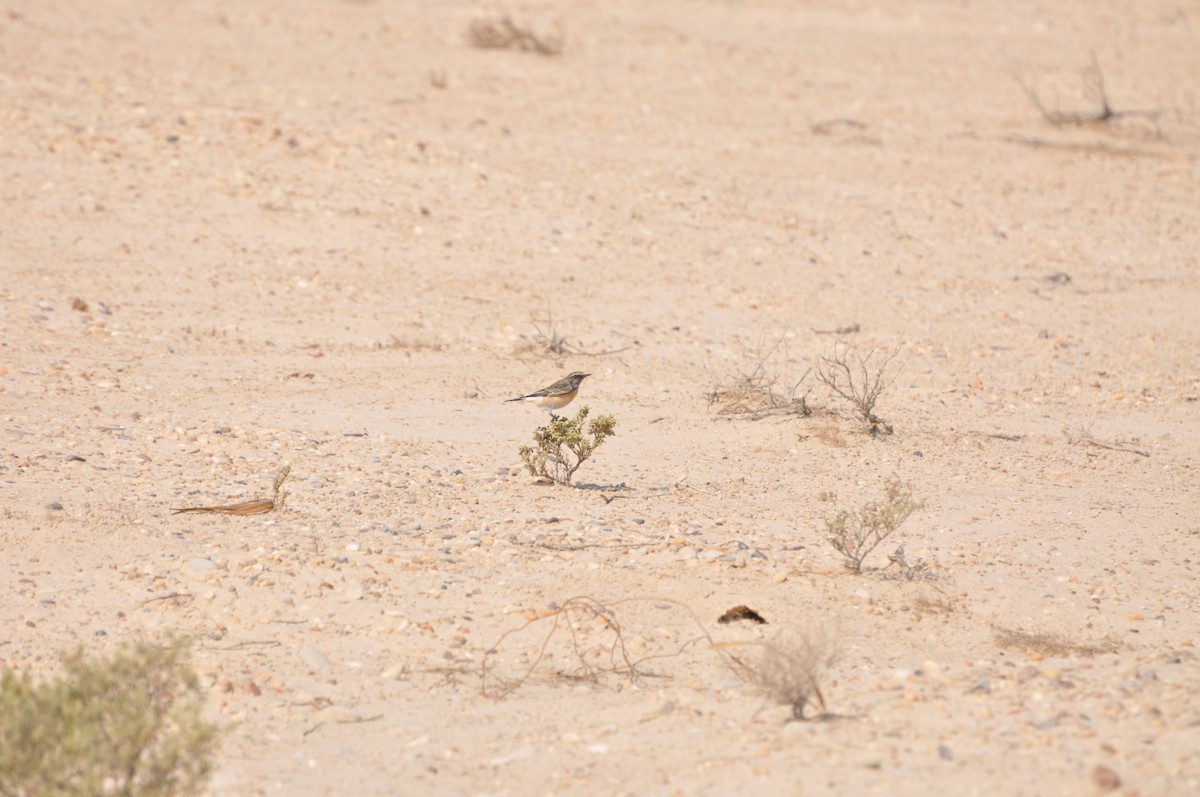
[708,335,812,420]
[172,465,290,515]
[814,341,900,434]
[467,13,563,56]
[481,596,747,699]
[1016,53,1166,131]
[517,305,635,358]
[724,630,836,721]
[1063,422,1149,457]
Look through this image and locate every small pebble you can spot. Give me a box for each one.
[298,645,332,670]
[1092,764,1121,791]
[47,501,63,511]
[1016,665,1040,684]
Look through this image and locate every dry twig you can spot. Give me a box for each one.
[1063,423,1149,457]
[468,14,563,56]
[814,342,900,433]
[708,336,812,420]
[1017,53,1165,130]
[718,630,836,720]
[302,714,383,738]
[525,305,634,358]
[481,596,749,699]
[172,465,291,515]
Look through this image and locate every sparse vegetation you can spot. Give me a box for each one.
[738,631,836,721]
[530,306,569,356]
[518,406,616,485]
[884,545,941,582]
[824,478,923,573]
[1016,53,1165,131]
[482,596,747,699]
[814,342,900,434]
[467,13,563,56]
[994,627,1120,658]
[518,306,634,358]
[1063,422,1149,457]
[708,336,812,420]
[172,465,290,515]
[0,638,219,797]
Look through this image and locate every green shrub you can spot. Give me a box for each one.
[824,478,923,572]
[0,638,219,797]
[518,406,616,485]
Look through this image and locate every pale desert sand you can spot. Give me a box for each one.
[2,1,1199,795]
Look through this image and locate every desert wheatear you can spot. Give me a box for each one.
[506,371,590,418]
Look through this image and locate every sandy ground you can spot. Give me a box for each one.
[3,1,1200,795]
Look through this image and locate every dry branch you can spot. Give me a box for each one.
[1063,423,1149,457]
[481,596,749,699]
[468,14,563,56]
[708,336,812,420]
[172,466,290,515]
[718,630,836,720]
[524,305,634,358]
[814,342,900,433]
[1017,54,1165,129]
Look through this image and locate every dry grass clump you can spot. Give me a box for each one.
[736,630,837,721]
[514,306,634,359]
[994,627,1121,658]
[708,337,812,420]
[467,13,563,56]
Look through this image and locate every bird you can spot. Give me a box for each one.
[506,371,591,418]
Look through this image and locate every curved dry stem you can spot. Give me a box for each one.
[481,596,750,700]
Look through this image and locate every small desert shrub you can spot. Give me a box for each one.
[0,638,219,797]
[824,478,923,572]
[518,406,616,485]
[707,335,812,420]
[742,631,836,721]
[814,342,900,433]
